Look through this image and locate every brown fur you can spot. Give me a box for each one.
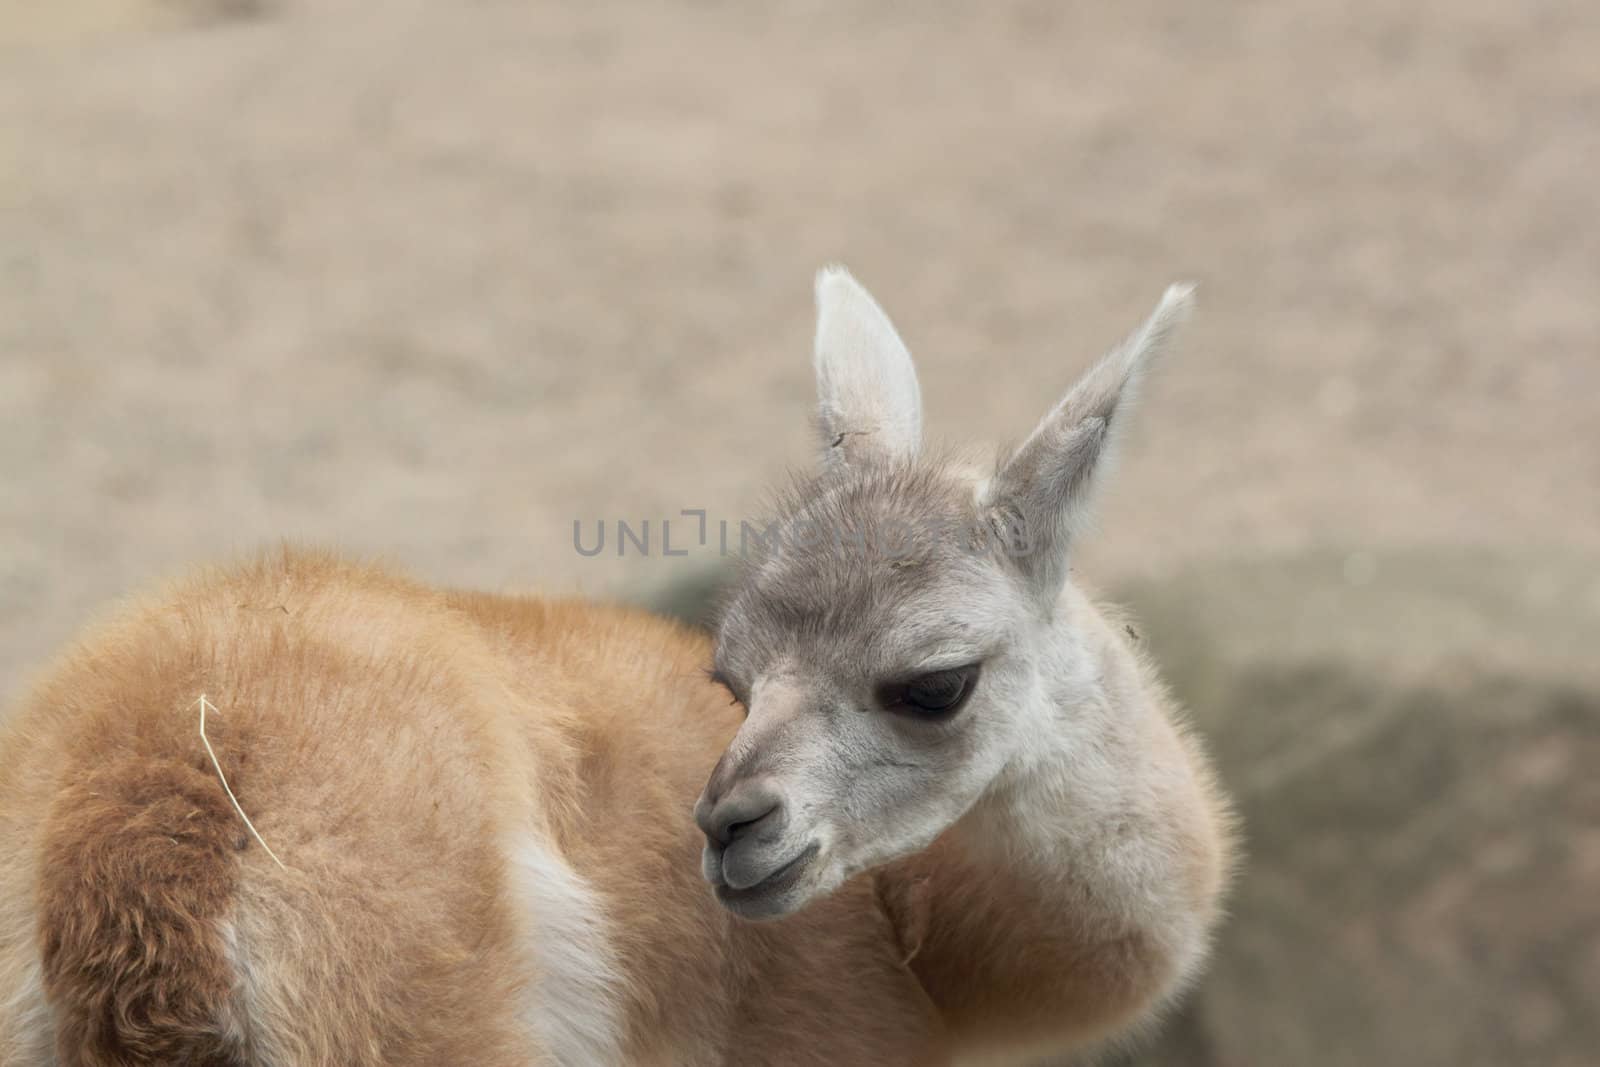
[0,546,1224,1064]
[40,760,243,1066]
[0,550,942,1064]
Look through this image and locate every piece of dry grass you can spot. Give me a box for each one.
[195,694,287,870]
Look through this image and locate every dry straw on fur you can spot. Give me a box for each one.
[195,693,287,870]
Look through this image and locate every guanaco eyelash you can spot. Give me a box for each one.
[704,667,745,706]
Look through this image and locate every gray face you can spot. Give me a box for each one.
[696,462,1037,919]
[693,267,1193,919]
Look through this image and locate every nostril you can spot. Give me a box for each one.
[723,809,776,844]
[697,788,782,847]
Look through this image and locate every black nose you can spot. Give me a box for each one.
[695,785,783,847]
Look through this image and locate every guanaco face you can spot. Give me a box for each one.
[695,268,1194,919]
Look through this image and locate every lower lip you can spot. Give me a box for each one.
[716,843,820,904]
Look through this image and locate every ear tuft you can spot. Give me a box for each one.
[812,265,922,468]
[814,263,860,304]
[1127,282,1196,371]
[1163,281,1198,310]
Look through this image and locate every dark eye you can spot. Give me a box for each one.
[877,664,981,718]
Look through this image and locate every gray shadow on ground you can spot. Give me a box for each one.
[1116,549,1599,1067]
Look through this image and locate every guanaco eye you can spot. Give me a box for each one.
[877,664,981,718]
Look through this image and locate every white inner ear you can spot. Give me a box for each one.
[813,266,922,464]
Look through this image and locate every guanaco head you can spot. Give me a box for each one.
[695,267,1194,919]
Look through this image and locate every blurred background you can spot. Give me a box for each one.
[3,1,1597,1064]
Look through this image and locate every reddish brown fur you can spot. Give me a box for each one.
[40,761,243,1066]
[2,551,543,1065]
[0,548,1226,1065]
[0,550,942,1064]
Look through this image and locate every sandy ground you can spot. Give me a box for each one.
[2,1,1598,1062]
[4,0,1598,694]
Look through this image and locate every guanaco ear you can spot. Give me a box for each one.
[812,266,922,469]
[983,283,1195,604]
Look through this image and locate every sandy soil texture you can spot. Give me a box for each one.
[4,0,1597,692]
